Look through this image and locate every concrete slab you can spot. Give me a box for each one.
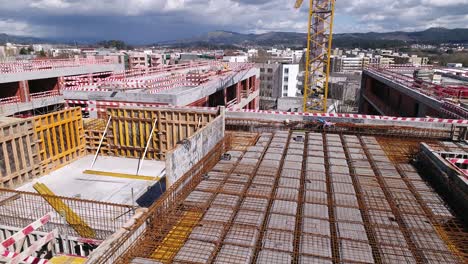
[17,155,165,205]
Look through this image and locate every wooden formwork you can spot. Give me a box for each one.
[84,118,110,155]
[0,118,41,188]
[33,107,85,174]
[87,108,217,160]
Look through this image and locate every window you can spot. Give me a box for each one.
[260,68,265,72]
[283,85,288,91]
[283,92,288,96]
[284,68,289,74]
[260,76,264,80]
[284,77,288,82]
[267,68,273,73]
[267,85,272,89]
[267,77,272,81]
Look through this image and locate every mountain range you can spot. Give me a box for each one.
[1,27,467,48]
[159,27,468,48]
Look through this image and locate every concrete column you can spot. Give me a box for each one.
[236,82,241,103]
[223,88,227,105]
[56,77,64,92]
[18,81,30,102]
[251,75,257,91]
[246,77,250,96]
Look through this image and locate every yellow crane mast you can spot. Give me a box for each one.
[295,0,336,113]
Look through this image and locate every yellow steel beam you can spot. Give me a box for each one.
[151,211,202,263]
[33,182,96,238]
[82,169,160,181]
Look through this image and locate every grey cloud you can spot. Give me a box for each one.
[0,0,465,42]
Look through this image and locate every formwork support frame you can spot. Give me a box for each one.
[137,118,158,176]
[90,116,112,169]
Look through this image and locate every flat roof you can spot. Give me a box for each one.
[120,131,467,263]
[17,155,165,205]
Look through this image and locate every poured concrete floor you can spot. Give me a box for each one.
[18,155,165,205]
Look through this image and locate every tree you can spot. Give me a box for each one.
[27,46,34,53]
[19,47,28,55]
[39,50,46,57]
[97,40,131,50]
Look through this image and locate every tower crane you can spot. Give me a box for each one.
[294,0,336,113]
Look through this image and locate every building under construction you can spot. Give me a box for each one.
[0,58,124,117]
[0,103,467,263]
[63,61,260,117]
[360,65,468,119]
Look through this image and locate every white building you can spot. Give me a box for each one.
[281,64,299,97]
[222,55,248,63]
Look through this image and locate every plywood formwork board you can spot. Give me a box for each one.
[0,118,41,188]
[33,107,85,174]
[105,108,217,160]
[0,120,40,188]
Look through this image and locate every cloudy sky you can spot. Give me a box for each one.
[0,0,466,43]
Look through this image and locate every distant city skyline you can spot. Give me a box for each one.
[0,0,466,44]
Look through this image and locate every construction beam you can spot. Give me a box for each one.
[33,183,96,239]
[82,169,160,181]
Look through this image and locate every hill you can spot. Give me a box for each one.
[160,27,468,48]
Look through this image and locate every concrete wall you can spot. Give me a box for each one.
[165,111,225,186]
[417,143,468,218]
[0,96,64,116]
[0,64,124,83]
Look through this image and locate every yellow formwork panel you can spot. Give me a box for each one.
[33,107,85,174]
[50,256,87,264]
[107,108,216,160]
[151,211,202,263]
[33,182,96,238]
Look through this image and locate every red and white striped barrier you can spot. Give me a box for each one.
[1,250,49,264]
[0,213,52,251]
[8,231,56,264]
[30,90,61,100]
[1,59,114,74]
[228,109,468,124]
[447,158,468,165]
[0,95,21,105]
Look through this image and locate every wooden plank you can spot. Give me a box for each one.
[2,141,11,176]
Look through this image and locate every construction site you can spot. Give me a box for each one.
[0,103,466,263]
[0,0,467,262]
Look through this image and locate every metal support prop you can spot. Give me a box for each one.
[90,116,112,169]
[136,118,158,176]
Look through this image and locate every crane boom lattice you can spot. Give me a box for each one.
[296,0,336,113]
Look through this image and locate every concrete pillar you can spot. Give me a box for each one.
[18,81,30,102]
[236,82,241,103]
[246,77,250,96]
[223,88,227,105]
[251,75,257,91]
[56,77,64,92]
